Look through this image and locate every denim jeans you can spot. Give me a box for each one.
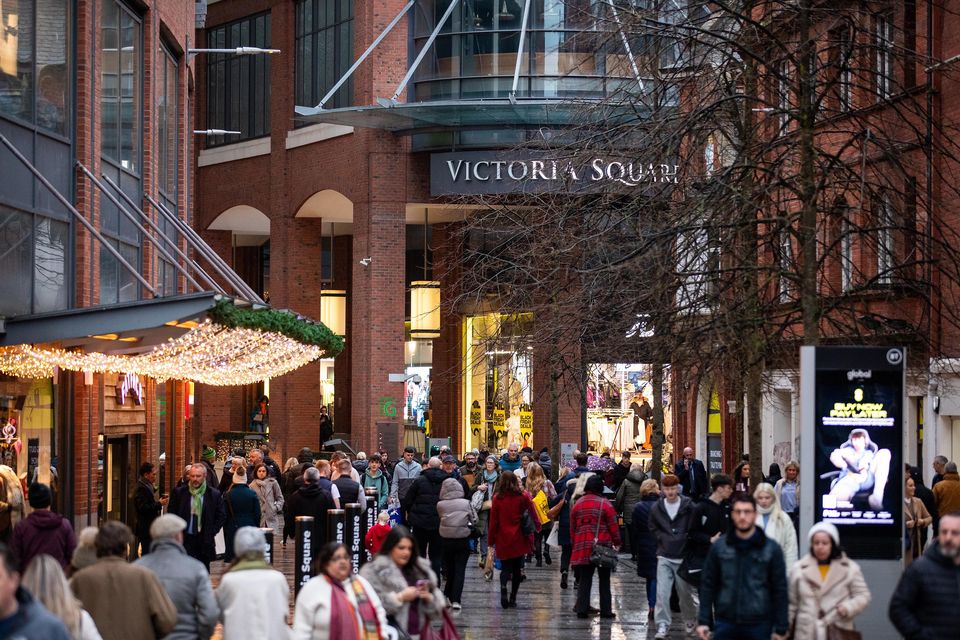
[654,556,698,629]
[712,620,772,640]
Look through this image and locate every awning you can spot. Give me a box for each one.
[0,295,344,386]
[294,99,652,134]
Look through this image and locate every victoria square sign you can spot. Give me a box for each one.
[430,150,680,196]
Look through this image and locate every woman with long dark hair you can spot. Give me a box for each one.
[488,470,540,609]
[359,525,445,639]
[788,522,871,640]
[293,542,388,640]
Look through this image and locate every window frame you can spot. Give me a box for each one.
[295,0,354,114]
[874,12,894,102]
[157,42,179,296]
[876,192,895,285]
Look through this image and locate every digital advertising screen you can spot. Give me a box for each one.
[813,347,904,559]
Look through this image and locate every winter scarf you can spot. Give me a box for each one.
[189,481,206,531]
[329,575,382,640]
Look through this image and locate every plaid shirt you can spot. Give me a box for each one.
[569,494,621,566]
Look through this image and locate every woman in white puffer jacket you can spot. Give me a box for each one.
[754,482,799,568]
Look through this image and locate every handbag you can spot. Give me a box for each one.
[825,625,861,640]
[588,501,619,570]
[546,497,565,521]
[421,608,461,640]
[467,520,482,540]
[520,508,535,536]
[470,490,485,513]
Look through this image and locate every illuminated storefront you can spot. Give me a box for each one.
[586,363,671,456]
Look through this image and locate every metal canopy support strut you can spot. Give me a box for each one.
[391,0,462,102]
[0,133,159,297]
[606,0,645,93]
[510,0,534,100]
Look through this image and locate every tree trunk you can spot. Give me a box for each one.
[651,363,665,481]
[549,364,561,481]
[746,357,764,491]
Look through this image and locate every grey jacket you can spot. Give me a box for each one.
[136,539,220,640]
[648,495,695,559]
[436,478,477,539]
[388,459,422,503]
[5,587,72,640]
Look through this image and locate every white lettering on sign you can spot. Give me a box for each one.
[116,372,144,406]
[448,158,679,188]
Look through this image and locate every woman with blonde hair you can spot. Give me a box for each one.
[523,461,556,566]
[754,481,799,567]
[22,554,102,639]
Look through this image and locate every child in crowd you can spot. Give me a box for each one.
[364,510,392,554]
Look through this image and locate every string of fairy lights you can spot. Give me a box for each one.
[0,320,324,386]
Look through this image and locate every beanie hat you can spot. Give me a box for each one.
[201,446,216,461]
[28,482,52,509]
[807,521,840,547]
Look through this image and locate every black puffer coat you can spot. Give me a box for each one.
[889,540,960,639]
[402,468,448,531]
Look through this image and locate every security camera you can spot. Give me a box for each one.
[359,257,372,267]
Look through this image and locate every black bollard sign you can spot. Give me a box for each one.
[345,503,363,573]
[328,508,346,546]
[294,516,314,596]
[364,488,378,563]
[260,528,274,565]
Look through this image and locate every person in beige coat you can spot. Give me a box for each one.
[788,522,871,640]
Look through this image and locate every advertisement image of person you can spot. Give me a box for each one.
[827,428,891,510]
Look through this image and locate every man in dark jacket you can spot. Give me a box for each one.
[889,511,960,639]
[612,452,633,492]
[649,474,697,639]
[402,456,447,577]
[675,447,709,501]
[168,463,226,571]
[283,447,316,496]
[685,474,733,590]
[283,466,335,544]
[537,449,553,480]
[134,462,167,556]
[696,494,788,640]
[333,459,362,506]
[10,483,75,572]
[0,544,71,639]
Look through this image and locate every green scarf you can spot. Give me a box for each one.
[189,481,206,531]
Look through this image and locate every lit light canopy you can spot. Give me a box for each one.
[0,320,326,386]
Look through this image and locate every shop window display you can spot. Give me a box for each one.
[586,363,671,456]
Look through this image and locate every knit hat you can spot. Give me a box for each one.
[201,446,216,461]
[28,482,52,509]
[807,521,840,546]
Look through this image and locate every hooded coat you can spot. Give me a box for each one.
[537,452,553,480]
[249,476,284,536]
[488,492,540,560]
[889,539,960,639]
[788,553,870,640]
[402,467,448,531]
[362,468,389,511]
[614,468,647,524]
[10,508,76,572]
[358,555,445,635]
[283,482,334,542]
[437,478,478,539]
[3,587,72,639]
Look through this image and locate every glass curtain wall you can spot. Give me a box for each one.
[411,0,656,101]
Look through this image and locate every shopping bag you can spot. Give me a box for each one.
[546,522,560,547]
[388,505,402,527]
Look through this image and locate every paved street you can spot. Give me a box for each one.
[211,544,689,639]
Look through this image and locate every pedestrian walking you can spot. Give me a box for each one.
[631,479,661,619]
[315,459,342,508]
[216,527,289,640]
[437,477,477,610]
[550,453,591,590]
[570,474,620,619]
[389,446,423,516]
[249,462,284,540]
[217,448,246,494]
[365,510,392,555]
[199,447,219,491]
[685,474,733,593]
[22,554,102,639]
[614,462,647,558]
[906,465,938,547]
[363,454,390,511]
[293,542,389,639]
[134,462,167,556]
[774,461,800,534]
[333,459,363,506]
[904,474,932,566]
[360,526,446,639]
[221,464,261,563]
[788,522,870,640]
[675,448,709,500]
[754,482,799,568]
[733,462,751,494]
[931,454,948,488]
[696,494,789,640]
[401,456,448,578]
[932,461,960,516]
[472,454,499,574]
[283,466,335,545]
[135,514,220,640]
[70,521,178,640]
[460,451,480,489]
[0,544,72,639]
[10,482,76,572]
[649,474,698,639]
[612,452,633,492]
[167,463,226,571]
[524,461,555,566]
[281,456,302,500]
[260,443,283,480]
[499,444,522,473]
[69,526,99,577]
[537,449,553,480]
[0,465,25,544]
[488,470,540,609]
[889,511,960,639]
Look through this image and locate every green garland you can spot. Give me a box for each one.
[208,299,344,356]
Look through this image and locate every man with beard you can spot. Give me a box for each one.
[696,494,788,640]
[168,464,226,571]
[890,511,960,638]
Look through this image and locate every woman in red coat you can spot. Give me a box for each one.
[570,474,621,618]
[488,471,540,609]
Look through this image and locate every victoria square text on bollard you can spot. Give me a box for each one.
[294,516,314,596]
[364,488,378,564]
[345,503,363,573]
[328,508,346,547]
[259,527,274,564]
